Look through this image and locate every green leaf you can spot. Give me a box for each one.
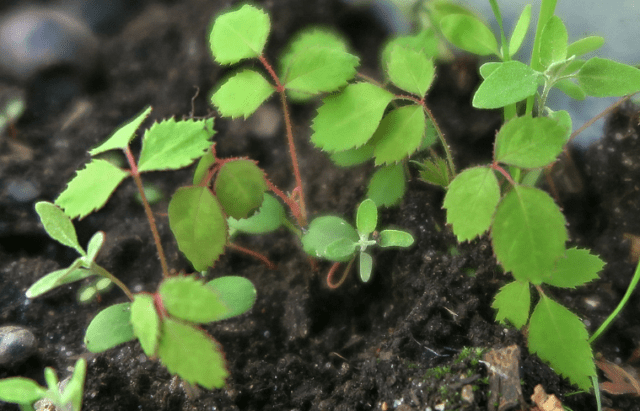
[528,295,596,390]
[549,109,573,142]
[414,157,452,188]
[90,106,152,155]
[554,79,586,100]
[209,4,270,65]
[61,358,86,410]
[494,116,568,168]
[137,117,214,172]
[373,105,425,165]
[356,199,377,236]
[473,61,541,109]
[577,57,640,97]
[491,186,567,283]
[325,237,358,261]
[193,148,216,185]
[211,69,274,119]
[0,378,46,403]
[35,201,84,255]
[26,261,92,298]
[168,186,228,272]
[302,216,359,262]
[215,159,267,219]
[311,82,394,152]
[538,16,568,69]
[359,251,373,282]
[366,164,406,208]
[228,193,285,235]
[157,318,228,389]
[206,276,257,320]
[55,159,129,219]
[492,280,530,329]
[381,29,439,73]
[440,14,498,56]
[85,302,135,353]
[330,144,374,167]
[478,62,501,79]
[545,247,604,288]
[387,45,435,97]
[283,46,358,95]
[160,276,228,323]
[443,166,500,242]
[279,28,350,102]
[130,294,160,357]
[509,4,531,57]
[567,36,605,57]
[378,230,414,248]
[85,231,105,265]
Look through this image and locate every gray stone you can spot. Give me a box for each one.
[0,325,37,368]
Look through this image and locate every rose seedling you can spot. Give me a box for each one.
[302,199,414,287]
[0,358,86,411]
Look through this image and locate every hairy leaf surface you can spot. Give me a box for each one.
[160,276,228,323]
[283,46,358,94]
[215,160,267,219]
[356,199,378,236]
[206,276,257,320]
[528,295,595,390]
[567,36,604,57]
[473,61,540,109]
[168,186,227,271]
[302,216,358,262]
[440,14,498,56]
[373,105,425,165]
[311,83,394,151]
[387,45,435,97]
[56,159,129,219]
[492,186,567,283]
[228,194,285,235]
[577,57,640,97]
[137,118,214,172]
[509,4,531,57]
[443,167,500,242]
[538,16,568,69]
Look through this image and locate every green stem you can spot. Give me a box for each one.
[421,101,456,176]
[487,0,509,61]
[90,263,134,301]
[527,0,557,115]
[589,259,640,343]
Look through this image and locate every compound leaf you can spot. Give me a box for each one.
[157,318,228,389]
[538,16,568,69]
[494,115,568,168]
[214,159,267,220]
[311,82,394,152]
[492,186,567,283]
[228,194,285,235]
[283,46,358,94]
[378,230,414,248]
[440,14,498,56]
[130,293,160,357]
[211,69,274,119]
[509,4,531,57]
[359,251,373,282]
[168,186,227,272]
[90,106,152,155]
[209,4,270,65]
[545,247,605,288]
[577,57,640,97]
[85,302,135,353]
[567,36,604,57]
[528,295,595,390]
[302,216,358,262]
[443,166,500,242]
[206,276,257,320]
[373,105,425,165]
[473,61,541,109]
[0,378,46,403]
[55,159,129,219]
[137,117,214,172]
[356,199,378,236]
[35,201,84,255]
[492,280,530,329]
[387,45,435,97]
[160,276,228,323]
[366,164,405,208]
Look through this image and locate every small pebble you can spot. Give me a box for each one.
[5,179,40,203]
[0,325,38,368]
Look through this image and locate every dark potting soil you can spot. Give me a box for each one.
[1,0,640,410]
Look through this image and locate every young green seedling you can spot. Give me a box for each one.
[0,358,86,411]
[302,199,414,287]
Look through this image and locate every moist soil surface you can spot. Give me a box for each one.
[1,1,640,410]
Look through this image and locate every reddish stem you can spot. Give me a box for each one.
[124,146,170,278]
[228,243,276,270]
[264,178,304,227]
[326,257,355,289]
[491,161,516,186]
